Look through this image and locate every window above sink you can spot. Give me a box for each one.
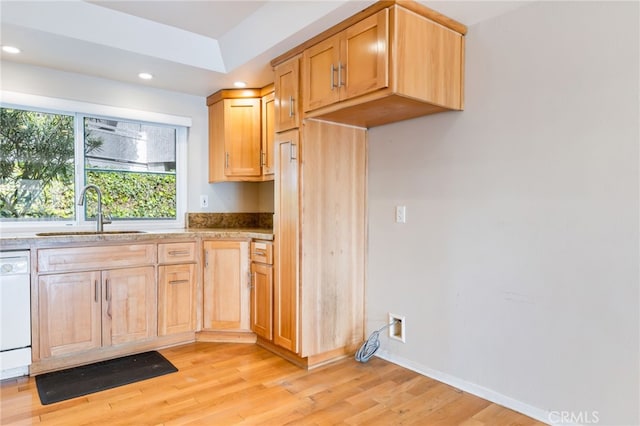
[0,92,189,232]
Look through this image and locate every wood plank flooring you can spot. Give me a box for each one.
[1,342,547,425]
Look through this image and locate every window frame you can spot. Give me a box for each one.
[0,91,189,232]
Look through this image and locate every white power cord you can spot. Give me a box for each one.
[355,319,399,363]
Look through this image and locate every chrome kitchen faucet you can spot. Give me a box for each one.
[78,184,112,232]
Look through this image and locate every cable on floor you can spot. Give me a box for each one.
[355,319,399,363]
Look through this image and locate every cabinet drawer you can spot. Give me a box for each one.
[251,241,273,264]
[158,242,196,264]
[38,244,156,273]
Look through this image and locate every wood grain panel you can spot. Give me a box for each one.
[102,266,156,346]
[202,240,250,331]
[37,244,156,273]
[342,8,389,100]
[273,130,300,353]
[225,98,262,177]
[274,56,301,132]
[300,120,366,357]
[261,90,275,177]
[395,6,464,109]
[250,262,273,340]
[208,100,225,182]
[158,263,196,336]
[38,271,101,358]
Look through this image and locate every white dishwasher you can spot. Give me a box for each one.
[0,251,31,380]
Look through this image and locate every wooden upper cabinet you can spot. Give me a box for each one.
[261,89,275,177]
[277,1,467,128]
[274,57,301,132]
[207,90,261,183]
[207,87,276,182]
[303,9,389,113]
[224,98,262,177]
[303,35,341,112]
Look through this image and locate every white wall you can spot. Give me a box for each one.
[0,62,272,214]
[367,2,639,425]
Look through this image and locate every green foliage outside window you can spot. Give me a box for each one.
[0,108,78,219]
[85,170,176,219]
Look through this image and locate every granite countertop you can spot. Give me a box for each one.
[0,213,274,249]
[0,228,273,249]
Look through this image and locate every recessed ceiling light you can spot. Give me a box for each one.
[2,46,21,54]
[138,72,153,80]
[233,81,247,88]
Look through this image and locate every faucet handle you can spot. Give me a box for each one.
[103,214,113,225]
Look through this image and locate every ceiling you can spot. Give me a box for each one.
[0,1,528,97]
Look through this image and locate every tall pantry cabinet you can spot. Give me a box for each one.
[271,56,367,365]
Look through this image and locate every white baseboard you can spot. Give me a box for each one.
[375,349,563,426]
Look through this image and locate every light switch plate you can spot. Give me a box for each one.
[395,205,406,223]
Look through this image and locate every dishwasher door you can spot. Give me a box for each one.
[0,251,32,378]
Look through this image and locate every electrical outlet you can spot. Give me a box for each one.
[389,313,406,343]
[200,195,209,208]
[395,205,406,223]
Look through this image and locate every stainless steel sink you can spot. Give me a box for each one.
[36,230,146,237]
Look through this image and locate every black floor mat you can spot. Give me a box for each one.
[35,351,178,405]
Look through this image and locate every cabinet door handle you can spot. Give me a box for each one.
[290,143,297,161]
[261,150,266,167]
[289,96,294,117]
[330,64,337,90]
[94,280,99,303]
[169,250,190,256]
[249,271,255,289]
[205,251,209,267]
[105,279,111,301]
[169,279,189,285]
[225,152,230,169]
[338,62,345,87]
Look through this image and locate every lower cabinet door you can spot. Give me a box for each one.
[38,271,102,358]
[203,240,250,331]
[158,263,196,336]
[250,262,273,340]
[102,266,156,346]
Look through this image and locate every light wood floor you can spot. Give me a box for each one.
[1,342,547,425]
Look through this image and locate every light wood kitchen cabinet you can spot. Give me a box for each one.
[36,244,157,360]
[207,85,276,183]
[303,9,388,112]
[38,271,101,358]
[273,1,466,128]
[101,266,156,346]
[202,240,251,331]
[273,130,300,353]
[158,242,197,336]
[273,121,366,364]
[261,87,276,177]
[274,56,301,132]
[208,95,261,182]
[38,265,156,358]
[250,241,273,341]
[158,264,196,336]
